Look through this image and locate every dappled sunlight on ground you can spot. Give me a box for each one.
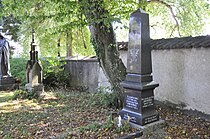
[0,99,41,113]
[0,91,14,102]
[0,91,61,113]
[0,90,120,138]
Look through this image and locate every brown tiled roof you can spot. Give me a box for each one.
[118,35,210,50]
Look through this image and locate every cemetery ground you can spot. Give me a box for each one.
[0,89,209,139]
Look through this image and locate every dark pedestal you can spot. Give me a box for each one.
[0,77,18,91]
[119,74,159,126]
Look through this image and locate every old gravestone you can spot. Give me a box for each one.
[119,9,159,126]
[25,29,44,93]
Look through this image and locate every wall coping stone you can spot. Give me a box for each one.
[118,35,210,50]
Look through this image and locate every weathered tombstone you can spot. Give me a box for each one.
[25,29,44,93]
[0,26,18,90]
[119,9,159,126]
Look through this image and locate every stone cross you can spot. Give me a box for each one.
[120,9,159,126]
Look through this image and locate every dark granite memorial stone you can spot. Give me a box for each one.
[119,9,159,126]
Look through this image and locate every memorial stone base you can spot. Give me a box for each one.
[0,77,18,91]
[129,119,166,135]
[119,74,159,126]
[25,83,44,94]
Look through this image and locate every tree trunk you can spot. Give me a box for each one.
[66,29,73,57]
[80,0,126,107]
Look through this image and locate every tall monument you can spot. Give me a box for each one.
[0,26,18,90]
[25,29,43,93]
[119,9,159,126]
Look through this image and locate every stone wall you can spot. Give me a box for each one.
[152,47,210,115]
[65,57,99,92]
[99,48,210,115]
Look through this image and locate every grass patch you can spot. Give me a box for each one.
[0,92,14,102]
[11,90,40,100]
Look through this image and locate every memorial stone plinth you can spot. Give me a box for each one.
[119,9,159,126]
[0,77,18,91]
[25,29,43,93]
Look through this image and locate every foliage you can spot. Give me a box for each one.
[1,15,21,41]
[78,117,132,134]
[1,0,95,57]
[88,91,120,108]
[11,89,39,100]
[10,58,27,86]
[1,0,209,41]
[41,57,71,89]
[147,0,210,37]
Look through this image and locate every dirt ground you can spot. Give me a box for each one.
[139,101,210,139]
[0,91,209,139]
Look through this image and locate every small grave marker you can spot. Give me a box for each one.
[25,29,44,93]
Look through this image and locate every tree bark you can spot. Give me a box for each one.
[66,29,73,57]
[80,0,126,107]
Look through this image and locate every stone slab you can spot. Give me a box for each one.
[129,119,165,135]
[117,130,143,139]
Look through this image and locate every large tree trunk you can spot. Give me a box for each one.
[80,0,126,107]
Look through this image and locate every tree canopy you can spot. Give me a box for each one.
[1,0,209,57]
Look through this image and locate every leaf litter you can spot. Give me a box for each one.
[0,91,209,139]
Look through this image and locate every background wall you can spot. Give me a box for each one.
[65,57,99,92]
[99,48,210,115]
[152,48,210,115]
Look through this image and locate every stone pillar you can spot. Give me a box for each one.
[119,9,159,126]
[25,29,44,93]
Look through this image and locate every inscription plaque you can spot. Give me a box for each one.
[125,95,139,110]
[142,96,154,108]
[144,115,158,124]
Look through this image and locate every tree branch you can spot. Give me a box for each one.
[150,0,181,37]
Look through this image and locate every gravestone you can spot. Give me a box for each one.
[25,29,44,93]
[119,9,159,126]
[0,26,18,90]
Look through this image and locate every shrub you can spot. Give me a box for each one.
[11,89,39,100]
[88,92,120,108]
[10,58,28,86]
[10,57,71,89]
[40,57,71,89]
